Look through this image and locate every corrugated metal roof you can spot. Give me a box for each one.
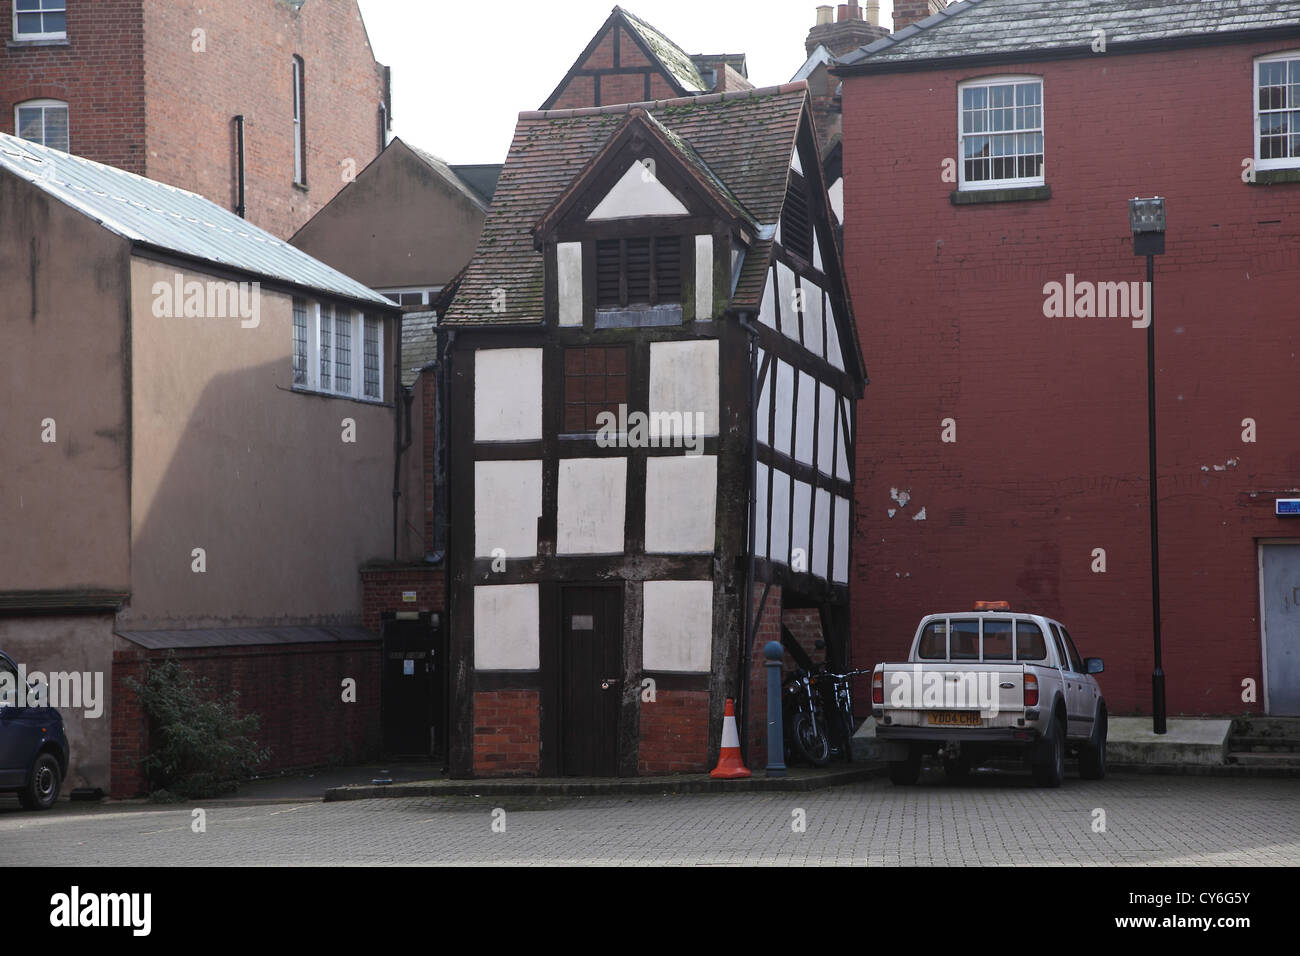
[116,624,378,649]
[838,0,1300,68]
[0,132,394,309]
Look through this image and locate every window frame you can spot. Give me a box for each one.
[292,55,307,186]
[1254,51,1300,171]
[292,297,384,403]
[956,75,1045,192]
[14,98,68,151]
[13,0,66,41]
[594,235,683,310]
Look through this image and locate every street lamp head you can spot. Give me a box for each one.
[1129,196,1166,256]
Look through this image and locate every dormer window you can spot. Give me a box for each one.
[595,236,681,308]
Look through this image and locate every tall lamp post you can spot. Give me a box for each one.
[1130,196,1167,735]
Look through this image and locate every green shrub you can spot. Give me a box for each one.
[125,656,270,799]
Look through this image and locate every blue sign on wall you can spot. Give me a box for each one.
[1276,499,1300,516]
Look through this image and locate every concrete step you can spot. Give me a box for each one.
[1228,735,1300,752]
[1231,717,1300,737]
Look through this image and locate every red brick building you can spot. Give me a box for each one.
[835,0,1300,716]
[0,0,388,238]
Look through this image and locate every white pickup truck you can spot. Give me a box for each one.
[871,603,1107,787]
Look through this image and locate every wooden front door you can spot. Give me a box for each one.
[559,586,623,776]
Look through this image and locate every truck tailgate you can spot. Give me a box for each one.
[878,663,1025,729]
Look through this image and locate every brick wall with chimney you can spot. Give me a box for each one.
[806,2,890,59]
[893,0,950,32]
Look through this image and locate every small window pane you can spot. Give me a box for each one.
[950,619,979,660]
[364,317,381,399]
[1015,621,1048,661]
[982,620,1013,661]
[334,309,352,394]
[319,306,332,390]
[292,299,308,386]
[917,621,947,660]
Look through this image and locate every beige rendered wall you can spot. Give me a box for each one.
[0,176,131,595]
[0,615,114,791]
[290,140,486,290]
[120,258,396,629]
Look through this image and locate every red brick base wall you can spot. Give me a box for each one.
[111,641,381,799]
[473,690,540,776]
[360,565,446,635]
[746,584,783,768]
[638,689,710,774]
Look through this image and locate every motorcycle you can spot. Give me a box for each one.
[783,666,831,767]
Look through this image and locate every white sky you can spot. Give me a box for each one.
[356,0,896,165]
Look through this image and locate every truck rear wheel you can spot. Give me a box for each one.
[1079,706,1107,780]
[1032,718,1065,788]
[888,750,922,785]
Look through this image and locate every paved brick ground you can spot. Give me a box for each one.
[2,770,1298,866]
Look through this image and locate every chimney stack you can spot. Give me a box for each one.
[893,0,949,32]
[806,1,889,57]
[866,1,880,26]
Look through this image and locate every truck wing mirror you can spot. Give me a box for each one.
[1085,657,1104,675]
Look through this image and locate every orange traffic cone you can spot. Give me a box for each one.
[710,698,751,779]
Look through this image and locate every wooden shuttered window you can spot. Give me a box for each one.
[781,174,813,262]
[595,237,682,308]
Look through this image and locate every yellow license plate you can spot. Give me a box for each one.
[927,711,982,727]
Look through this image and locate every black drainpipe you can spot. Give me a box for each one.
[738,315,762,753]
[233,115,246,219]
[431,328,456,559]
[393,383,414,561]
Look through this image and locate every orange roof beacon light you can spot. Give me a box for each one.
[973,600,1011,611]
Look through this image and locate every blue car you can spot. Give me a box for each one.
[0,650,70,810]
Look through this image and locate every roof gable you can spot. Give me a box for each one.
[444,85,813,329]
[837,0,1300,70]
[0,132,392,309]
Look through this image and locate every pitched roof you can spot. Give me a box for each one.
[401,310,439,385]
[837,0,1300,70]
[442,84,810,327]
[404,141,491,213]
[618,7,709,93]
[450,164,504,205]
[0,132,393,309]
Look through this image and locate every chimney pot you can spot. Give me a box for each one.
[816,4,833,26]
[866,0,880,26]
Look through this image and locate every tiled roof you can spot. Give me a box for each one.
[619,7,708,93]
[0,132,394,309]
[443,84,809,327]
[401,310,438,386]
[838,0,1300,68]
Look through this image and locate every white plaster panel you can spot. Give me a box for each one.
[795,371,816,466]
[642,580,713,672]
[802,281,824,358]
[645,454,717,553]
[557,241,583,327]
[790,148,803,175]
[474,583,539,670]
[754,461,769,559]
[813,488,831,580]
[756,347,771,447]
[695,234,713,320]
[769,468,791,565]
[836,397,852,481]
[814,229,824,271]
[648,339,719,440]
[776,262,799,340]
[758,273,777,328]
[826,302,846,372]
[817,383,836,476]
[773,359,794,456]
[588,160,689,219]
[792,480,812,574]
[475,348,543,442]
[828,177,843,224]
[556,458,626,555]
[833,496,850,584]
[475,460,541,557]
